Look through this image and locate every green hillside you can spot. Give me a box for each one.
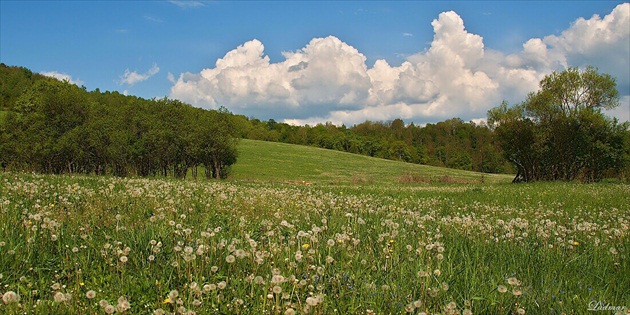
[232,139,512,184]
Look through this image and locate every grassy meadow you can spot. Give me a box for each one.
[0,140,628,315]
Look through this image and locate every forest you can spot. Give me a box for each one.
[0,64,238,179]
[1,63,628,181]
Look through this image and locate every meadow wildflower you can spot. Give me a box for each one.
[104,304,116,314]
[498,285,508,293]
[226,255,236,263]
[2,291,19,304]
[168,290,179,301]
[54,292,66,303]
[86,290,96,299]
[273,285,282,294]
[507,277,520,286]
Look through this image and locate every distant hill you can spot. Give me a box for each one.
[231,139,512,185]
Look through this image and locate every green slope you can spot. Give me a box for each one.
[232,139,512,184]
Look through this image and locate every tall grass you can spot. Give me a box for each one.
[0,172,628,314]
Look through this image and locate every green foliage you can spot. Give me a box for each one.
[236,116,508,174]
[0,65,238,178]
[488,67,629,182]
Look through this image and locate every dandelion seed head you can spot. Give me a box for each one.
[54,291,66,303]
[2,291,19,304]
[104,304,116,314]
[226,255,235,263]
[86,290,96,299]
[273,285,282,294]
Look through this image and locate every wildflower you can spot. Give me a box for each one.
[512,288,522,296]
[2,291,19,304]
[86,290,96,299]
[99,300,109,308]
[119,256,128,263]
[116,297,131,312]
[104,304,116,314]
[517,308,526,314]
[217,281,227,290]
[168,290,179,301]
[433,269,441,276]
[54,292,66,303]
[507,277,520,286]
[273,285,282,294]
[284,308,296,315]
[463,309,473,315]
[305,297,318,306]
[327,239,335,247]
[441,282,450,291]
[302,244,309,250]
[226,255,235,263]
[254,276,264,285]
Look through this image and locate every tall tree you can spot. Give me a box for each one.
[489,67,628,182]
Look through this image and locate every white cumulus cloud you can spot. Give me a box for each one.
[40,71,84,86]
[170,3,630,125]
[118,64,160,86]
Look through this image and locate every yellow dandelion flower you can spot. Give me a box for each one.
[302,244,309,250]
[163,298,170,304]
[573,241,580,246]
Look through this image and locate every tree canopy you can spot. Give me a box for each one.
[0,64,238,179]
[488,66,629,182]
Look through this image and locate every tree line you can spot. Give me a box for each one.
[0,64,238,178]
[1,64,628,182]
[232,116,510,174]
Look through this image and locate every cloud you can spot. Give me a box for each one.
[402,32,414,37]
[40,71,84,86]
[170,3,630,125]
[144,15,163,23]
[118,64,160,86]
[169,1,205,9]
[167,72,176,84]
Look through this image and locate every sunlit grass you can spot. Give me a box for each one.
[232,139,513,185]
[1,172,628,314]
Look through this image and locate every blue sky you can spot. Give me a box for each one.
[1,1,628,125]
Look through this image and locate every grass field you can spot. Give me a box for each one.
[0,141,628,315]
[232,139,512,185]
